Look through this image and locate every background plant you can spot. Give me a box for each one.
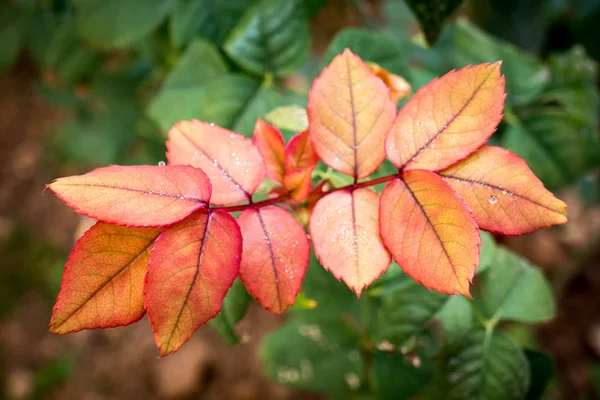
[1,0,599,399]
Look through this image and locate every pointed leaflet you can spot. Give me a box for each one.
[366,62,412,103]
[167,120,265,205]
[284,130,318,201]
[48,165,211,227]
[238,207,309,313]
[284,168,313,202]
[50,222,161,334]
[310,188,391,295]
[439,146,567,235]
[380,170,480,296]
[307,49,396,179]
[253,119,285,184]
[386,63,505,171]
[285,130,318,171]
[145,210,242,356]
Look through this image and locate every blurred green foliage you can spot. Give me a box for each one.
[1,0,599,399]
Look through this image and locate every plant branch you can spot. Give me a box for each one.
[211,173,400,213]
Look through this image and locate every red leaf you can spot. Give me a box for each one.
[386,63,506,171]
[284,168,313,202]
[238,207,309,313]
[253,119,286,184]
[309,188,391,295]
[145,210,242,356]
[380,170,480,296]
[167,120,265,205]
[48,165,211,227]
[285,130,318,171]
[50,222,161,333]
[308,49,396,179]
[439,146,568,235]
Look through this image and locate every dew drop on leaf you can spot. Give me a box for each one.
[157,161,166,166]
[489,195,498,204]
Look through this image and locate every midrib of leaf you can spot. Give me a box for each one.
[52,231,160,329]
[346,54,359,180]
[439,175,562,214]
[403,67,495,169]
[256,209,283,311]
[164,212,211,352]
[229,83,262,131]
[55,182,206,203]
[405,180,465,293]
[177,130,249,197]
[350,192,360,288]
[257,7,274,74]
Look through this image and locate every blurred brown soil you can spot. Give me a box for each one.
[0,63,321,400]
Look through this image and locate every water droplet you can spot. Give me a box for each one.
[502,189,507,195]
[489,195,498,204]
[158,161,166,166]
[430,142,435,149]
[209,123,215,127]
[231,152,236,157]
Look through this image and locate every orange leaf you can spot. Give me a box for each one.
[284,168,314,202]
[238,207,309,313]
[367,62,412,103]
[285,130,318,171]
[309,188,391,295]
[307,49,396,179]
[379,170,480,296]
[167,120,265,205]
[48,165,211,227]
[50,222,161,334]
[439,146,568,235]
[145,210,242,356]
[386,63,506,171]
[253,119,286,184]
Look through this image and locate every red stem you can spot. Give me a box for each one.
[212,173,399,213]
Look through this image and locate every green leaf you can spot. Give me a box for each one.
[374,350,432,400]
[503,109,598,191]
[440,19,549,106]
[76,0,173,49]
[524,349,554,400]
[474,248,555,324]
[303,0,327,18]
[435,295,474,347]
[224,0,310,76]
[373,280,447,347]
[260,320,364,395]
[195,75,287,136]
[148,39,228,133]
[0,4,26,71]
[478,231,497,274]
[405,0,464,45]
[57,73,142,165]
[264,105,308,132]
[169,0,254,48]
[542,46,599,127]
[323,28,412,80]
[209,279,252,345]
[440,329,530,400]
[291,253,358,322]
